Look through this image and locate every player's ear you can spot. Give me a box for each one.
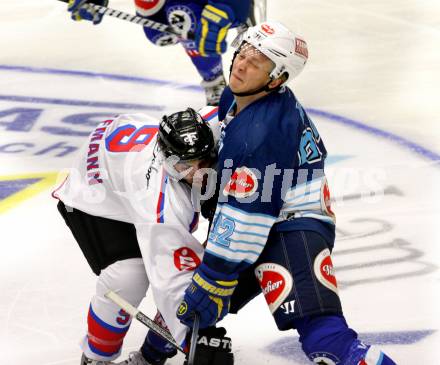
[268,77,284,90]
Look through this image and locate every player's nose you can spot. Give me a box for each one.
[234,57,246,71]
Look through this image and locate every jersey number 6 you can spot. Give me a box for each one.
[106,124,158,152]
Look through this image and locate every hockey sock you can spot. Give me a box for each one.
[84,304,131,359]
[187,53,223,81]
[141,330,178,364]
[296,315,397,364]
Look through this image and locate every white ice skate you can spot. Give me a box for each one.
[201,74,226,106]
[114,351,166,365]
[80,353,115,365]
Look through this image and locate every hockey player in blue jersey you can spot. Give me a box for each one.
[176,21,399,365]
[66,0,251,106]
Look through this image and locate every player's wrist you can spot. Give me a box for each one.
[67,0,108,24]
[198,262,238,283]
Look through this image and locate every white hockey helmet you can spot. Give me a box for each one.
[237,21,308,84]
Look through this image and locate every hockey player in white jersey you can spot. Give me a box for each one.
[53,107,233,364]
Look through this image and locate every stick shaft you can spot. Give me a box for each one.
[105,291,185,354]
[57,0,188,38]
[187,314,200,365]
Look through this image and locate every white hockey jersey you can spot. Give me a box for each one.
[53,108,219,346]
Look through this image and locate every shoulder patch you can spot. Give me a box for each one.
[320,177,336,223]
[173,247,200,271]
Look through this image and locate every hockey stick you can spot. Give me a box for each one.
[248,0,267,26]
[255,0,268,22]
[231,0,268,48]
[105,290,185,354]
[331,185,403,203]
[187,313,200,365]
[57,0,192,39]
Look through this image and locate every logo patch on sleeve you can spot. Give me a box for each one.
[222,166,258,198]
[167,5,197,35]
[255,263,293,313]
[314,249,338,294]
[173,247,200,271]
[321,178,336,222]
[310,352,340,365]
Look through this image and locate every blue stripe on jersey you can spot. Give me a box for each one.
[189,212,199,232]
[222,203,277,220]
[285,178,323,194]
[284,187,321,203]
[206,204,276,267]
[156,171,168,223]
[297,212,336,225]
[205,247,255,264]
[229,238,265,247]
[233,229,267,238]
[207,240,261,256]
[288,199,321,208]
[217,212,273,229]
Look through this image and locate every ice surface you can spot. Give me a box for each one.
[1,1,439,364]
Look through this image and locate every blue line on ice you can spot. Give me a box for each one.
[1,64,439,164]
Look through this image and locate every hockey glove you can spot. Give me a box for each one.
[68,0,109,25]
[196,2,235,56]
[177,263,238,329]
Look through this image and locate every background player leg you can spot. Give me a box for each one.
[188,55,225,106]
[168,2,226,106]
[134,0,227,106]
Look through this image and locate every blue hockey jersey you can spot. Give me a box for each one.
[167,0,250,25]
[204,86,336,274]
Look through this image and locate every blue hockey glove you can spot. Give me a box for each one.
[68,0,109,25]
[177,263,238,329]
[196,2,235,56]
